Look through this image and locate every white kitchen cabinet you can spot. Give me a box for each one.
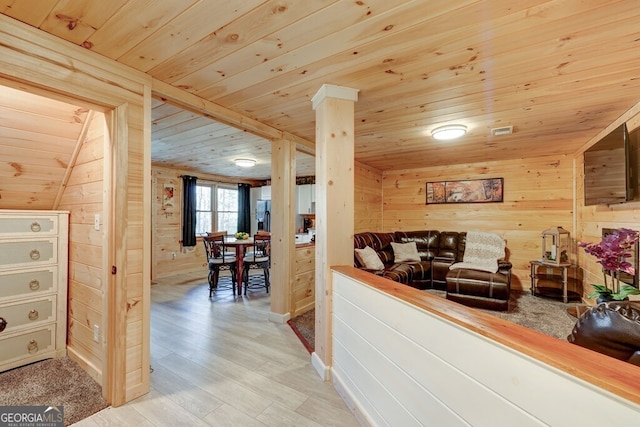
[260,185,271,200]
[297,184,315,214]
[0,210,68,372]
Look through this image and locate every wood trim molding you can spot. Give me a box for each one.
[151,79,314,152]
[106,103,129,406]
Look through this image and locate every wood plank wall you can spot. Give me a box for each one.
[57,112,106,384]
[354,160,383,233]
[577,108,640,301]
[0,15,151,405]
[151,165,259,280]
[381,155,575,292]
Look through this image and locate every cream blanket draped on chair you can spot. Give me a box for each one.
[449,231,505,273]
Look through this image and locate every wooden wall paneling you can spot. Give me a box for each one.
[576,100,640,303]
[53,110,94,208]
[381,155,574,292]
[57,111,106,386]
[354,160,383,234]
[151,165,260,280]
[0,14,151,406]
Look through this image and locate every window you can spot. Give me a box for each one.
[195,184,238,235]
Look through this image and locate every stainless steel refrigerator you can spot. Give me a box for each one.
[256,199,271,232]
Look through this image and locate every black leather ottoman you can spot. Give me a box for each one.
[445,268,511,311]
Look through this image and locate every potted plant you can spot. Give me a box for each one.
[579,228,640,302]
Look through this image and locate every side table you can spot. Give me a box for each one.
[529,260,580,303]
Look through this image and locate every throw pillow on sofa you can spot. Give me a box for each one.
[355,246,385,270]
[391,241,421,262]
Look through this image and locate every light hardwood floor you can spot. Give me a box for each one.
[74,272,360,426]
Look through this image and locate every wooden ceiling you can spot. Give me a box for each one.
[3,0,640,177]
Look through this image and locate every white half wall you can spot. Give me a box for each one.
[331,270,640,426]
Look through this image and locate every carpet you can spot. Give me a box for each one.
[426,289,580,340]
[288,309,315,353]
[0,356,108,426]
[287,290,582,352]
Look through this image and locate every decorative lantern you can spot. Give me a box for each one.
[541,226,571,266]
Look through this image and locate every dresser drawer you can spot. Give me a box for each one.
[0,238,57,269]
[0,214,58,237]
[0,327,54,365]
[0,267,56,301]
[0,296,55,334]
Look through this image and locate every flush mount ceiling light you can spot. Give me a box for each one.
[431,124,467,140]
[234,158,256,168]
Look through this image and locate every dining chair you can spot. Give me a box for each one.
[207,231,236,257]
[202,234,237,296]
[242,234,271,294]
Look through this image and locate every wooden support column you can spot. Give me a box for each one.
[311,84,358,379]
[269,138,296,322]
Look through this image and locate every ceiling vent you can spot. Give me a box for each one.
[491,126,513,136]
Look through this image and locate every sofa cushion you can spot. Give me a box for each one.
[445,268,510,310]
[391,241,421,262]
[355,246,385,270]
[394,230,439,260]
[438,231,462,260]
[354,232,396,265]
[383,263,413,284]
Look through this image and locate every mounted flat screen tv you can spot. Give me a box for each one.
[584,123,633,206]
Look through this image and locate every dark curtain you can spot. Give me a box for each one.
[237,183,251,234]
[182,175,198,247]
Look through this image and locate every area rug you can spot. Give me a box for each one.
[426,289,580,340]
[288,290,581,352]
[288,309,315,353]
[0,356,108,426]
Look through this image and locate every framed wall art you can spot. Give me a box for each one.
[163,183,175,207]
[426,178,503,204]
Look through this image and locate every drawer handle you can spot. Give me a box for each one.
[30,249,40,260]
[29,279,40,290]
[30,222,41,232]
[27,339,38,354]
[28,309,39,321]
[0,317,6,333]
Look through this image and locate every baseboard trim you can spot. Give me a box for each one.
[311,352,330,381]
[268,311,291,324]
[67,347,103,395]
[332,369,374,427]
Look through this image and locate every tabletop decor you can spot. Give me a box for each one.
[579,228,640,302]
[234,231,250,240]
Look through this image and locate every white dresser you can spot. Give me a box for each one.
[0,210,68,372]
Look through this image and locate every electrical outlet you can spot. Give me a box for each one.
[93,324,99,342]
[94,214,100,231]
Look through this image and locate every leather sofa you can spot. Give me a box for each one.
[354,230,512,310]
[568,301,640,366]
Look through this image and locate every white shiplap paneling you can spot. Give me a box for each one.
[331,271,640,426]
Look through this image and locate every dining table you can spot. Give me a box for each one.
[223,237,254,295]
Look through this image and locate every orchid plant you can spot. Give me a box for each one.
[579,228,640,301]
